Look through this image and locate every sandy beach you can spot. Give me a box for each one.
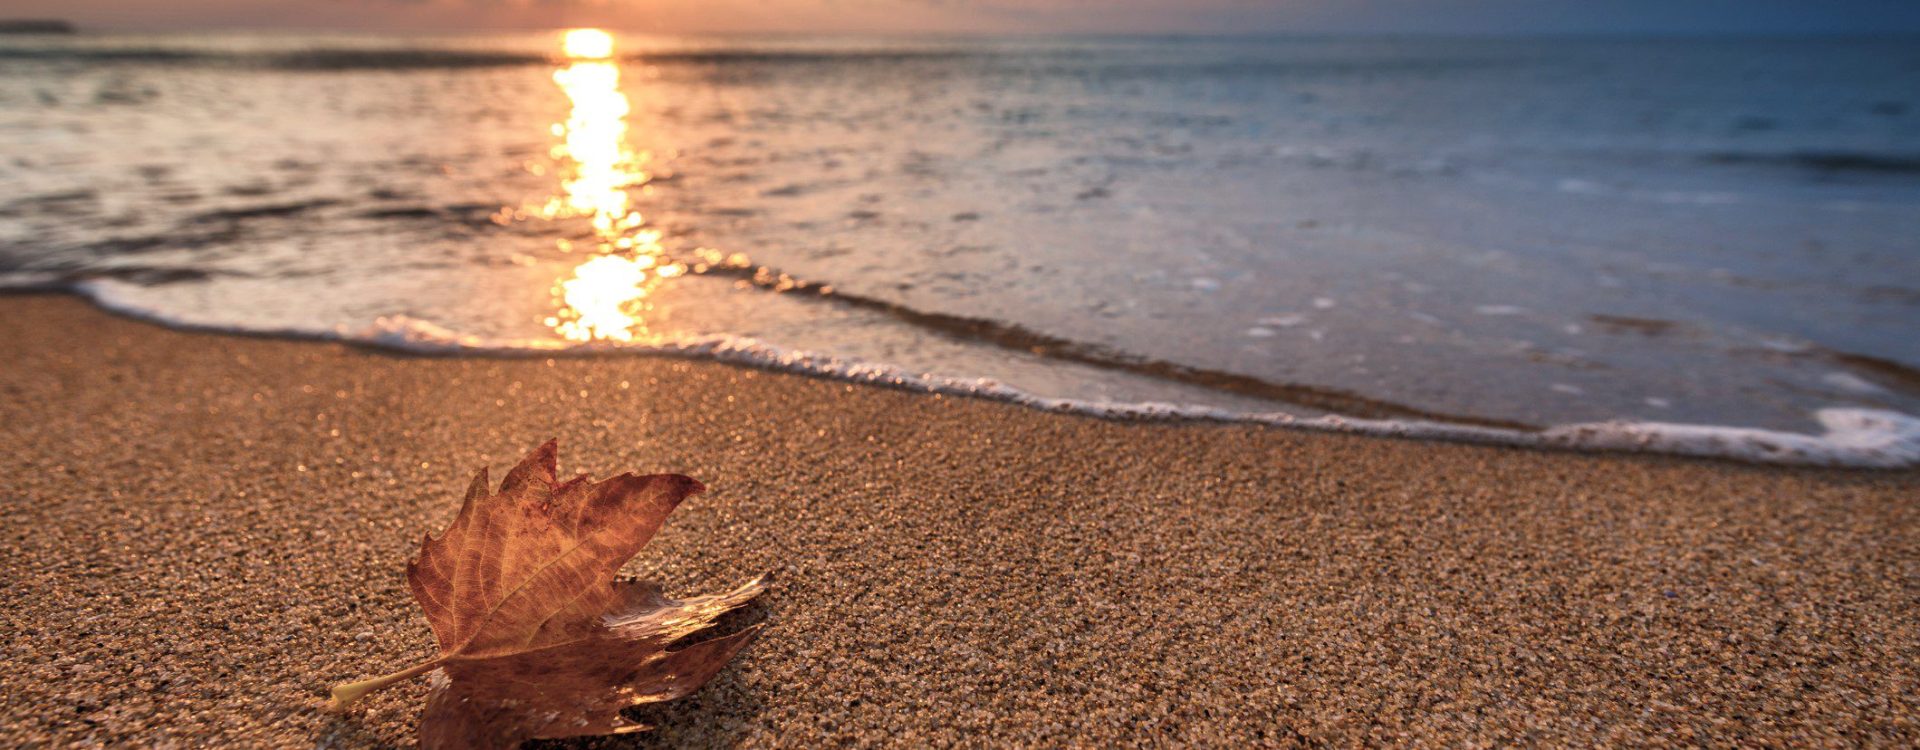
[2,292,1916,746]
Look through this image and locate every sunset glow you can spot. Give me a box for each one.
[554,254,650,341]
[551,60,635,229]
[538,29,685,342]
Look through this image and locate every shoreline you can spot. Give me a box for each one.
[18,286,1920,469]
[3,293,1917,746]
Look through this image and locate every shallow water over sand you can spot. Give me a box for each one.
[2,32,1918,458]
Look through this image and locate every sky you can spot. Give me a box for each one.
[8,0,1920,35]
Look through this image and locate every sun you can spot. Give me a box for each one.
[561,28,614,60]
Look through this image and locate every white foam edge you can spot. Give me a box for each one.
[62,279,1920,469]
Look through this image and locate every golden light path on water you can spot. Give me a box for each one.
[541,28,684,342]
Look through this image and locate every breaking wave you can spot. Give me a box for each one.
[58,279,1920,469]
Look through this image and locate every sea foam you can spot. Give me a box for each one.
[357,315,1920,469]
[77,285,1913,469]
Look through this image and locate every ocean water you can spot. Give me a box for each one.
[3,31,1918,465]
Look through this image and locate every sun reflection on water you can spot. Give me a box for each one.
[540,29,682,342]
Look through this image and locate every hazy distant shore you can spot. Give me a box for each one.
[0,20,74,35]
[3,293,1916,746]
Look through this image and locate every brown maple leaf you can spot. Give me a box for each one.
[328,440,767,749]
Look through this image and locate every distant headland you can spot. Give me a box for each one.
[0,20,77,34]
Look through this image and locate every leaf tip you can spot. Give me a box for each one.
[463,465,490,501]
[664,474,706,507]
[500,440,561,493]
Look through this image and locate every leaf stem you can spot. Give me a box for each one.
[328,658,443,710]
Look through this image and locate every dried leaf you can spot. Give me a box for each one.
[329,440,766,749]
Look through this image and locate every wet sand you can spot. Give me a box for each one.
[2,293,1916,747]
